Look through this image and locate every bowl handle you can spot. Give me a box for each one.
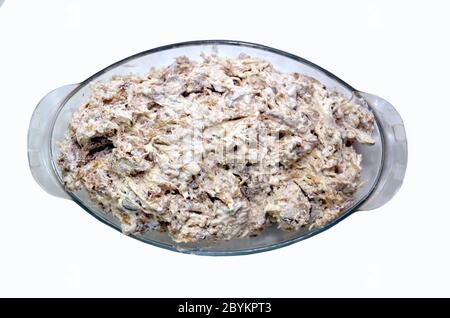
[28,84,78,199]
[357,92,408,211]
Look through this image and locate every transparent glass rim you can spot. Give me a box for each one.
[48,40,385,255]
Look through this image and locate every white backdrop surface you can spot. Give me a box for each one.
[0,0,448,297]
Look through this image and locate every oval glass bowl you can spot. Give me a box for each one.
[28,40,407,255]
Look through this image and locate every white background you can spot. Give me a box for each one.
[0,0,449,297]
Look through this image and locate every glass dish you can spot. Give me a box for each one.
[28,40,407,255]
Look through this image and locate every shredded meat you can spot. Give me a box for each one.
[58,53,375,242]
